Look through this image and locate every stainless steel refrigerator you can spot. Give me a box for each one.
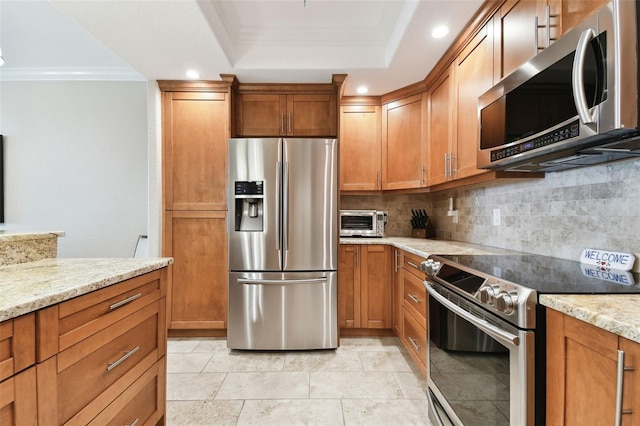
[227,138,338,350]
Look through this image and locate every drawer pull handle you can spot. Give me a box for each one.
[408,336,421,351]
[406,261,419,269]
[109,293,142,310]
[407,294,421,304]
[127,419,140,426]
[107,346,140,372]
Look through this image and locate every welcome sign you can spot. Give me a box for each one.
[580,249,636,272]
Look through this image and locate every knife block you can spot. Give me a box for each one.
[411,229,428,238]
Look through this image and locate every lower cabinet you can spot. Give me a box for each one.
[164,211,228,332]
[0,367,37,425]
[398,251,428,376]
[36,269,168,426]
[546,308,640,426]
[338,244,392,330]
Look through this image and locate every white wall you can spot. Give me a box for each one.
[0,80,149,257]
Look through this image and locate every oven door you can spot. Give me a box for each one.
[426,282,535,426]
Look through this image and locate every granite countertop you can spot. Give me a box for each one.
[340,237,518,259]
[0,257,173,322]
[0,231,66,241]
[540,295,640,344]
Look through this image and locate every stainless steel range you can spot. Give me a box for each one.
[421,254,640,426]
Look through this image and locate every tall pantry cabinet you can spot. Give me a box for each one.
[159,79,234,334]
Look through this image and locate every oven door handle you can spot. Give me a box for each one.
[426,284,520,347]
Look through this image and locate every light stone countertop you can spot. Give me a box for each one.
[540,295,640,344]
[0,257,173,322]
[340,237,519,259]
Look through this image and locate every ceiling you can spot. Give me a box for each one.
[0,0,484,96]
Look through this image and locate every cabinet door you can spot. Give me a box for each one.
[360,245,392,329]
[383,94,424,190]
[164,211,228,330]
[163,91,228,211]
[546,309,619,426]
[288,94,337,137]
[237,94,287,136]
[620,337,640,426]
[392,249,403,336]
[339,105,382,191]
[0,367,37,426]
[338,245,360,328]
[427,66,454,186]
[560,0,608,36]
[454,24,494,180]
[494,0,539,81]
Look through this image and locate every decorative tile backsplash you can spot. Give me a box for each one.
[341,158,640,272]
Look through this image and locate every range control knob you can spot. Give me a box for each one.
[420,259,440,275]
[495,292,517,314]
[478,285,500,304]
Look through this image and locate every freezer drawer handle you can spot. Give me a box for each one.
[238,278,328,285]
[109,293,142,310]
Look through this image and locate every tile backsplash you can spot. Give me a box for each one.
[341,158,640,272]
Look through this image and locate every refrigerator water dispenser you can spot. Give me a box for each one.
[234,181,264,232]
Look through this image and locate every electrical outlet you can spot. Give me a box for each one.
[493,208,501,226]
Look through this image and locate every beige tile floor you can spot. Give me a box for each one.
[166,336,432,425]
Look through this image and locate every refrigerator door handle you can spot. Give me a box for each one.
[238,278,328,285]
[275,161,281,252]
[283,161,289,251]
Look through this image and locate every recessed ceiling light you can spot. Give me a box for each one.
[431,25,449,39]
[356,86,368,94]
[186,70,200,79]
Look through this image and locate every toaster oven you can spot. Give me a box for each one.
[340,210,388,238]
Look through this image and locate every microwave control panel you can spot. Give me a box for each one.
[491,120,579,162]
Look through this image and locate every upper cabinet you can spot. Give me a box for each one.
[426,66,454,186]
[160,82,231,211]
[382,93,426,190]
[454,23,494,181]
[234,76,345,138]
[236,93,337,137]
[494,0,608,81]
[339,103,382,191]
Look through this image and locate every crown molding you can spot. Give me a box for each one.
[0,67,146,82]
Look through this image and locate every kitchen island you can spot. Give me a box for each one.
[0,232,173,425]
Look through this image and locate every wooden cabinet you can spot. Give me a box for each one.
[454,23,495,181]
[164,211,228,331]
[426,66,455,186]
[338,244,392,330]
[382,94,426,190]
[162,90,229,211]
[160,80,232,334]
[339,104,382,191]
[0,314,37,426]
[236,93,337,137]
[392,249,403,336]
[546,309,640,426]
[398,251,428,376]
[36,269,167,426]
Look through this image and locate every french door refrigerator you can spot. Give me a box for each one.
[227,138,338,350]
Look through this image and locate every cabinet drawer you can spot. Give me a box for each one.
[0,314,35,381]
[402,307,427,370]
[57,271,162,351]
[44,301,162,425]
[89,360,165,426]
[402,271,427,328]
[402,252,425,279]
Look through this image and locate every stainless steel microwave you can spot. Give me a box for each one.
[340,210,387,238]
[478,0,640,173]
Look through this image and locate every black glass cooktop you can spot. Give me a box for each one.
[437,254,640,295]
